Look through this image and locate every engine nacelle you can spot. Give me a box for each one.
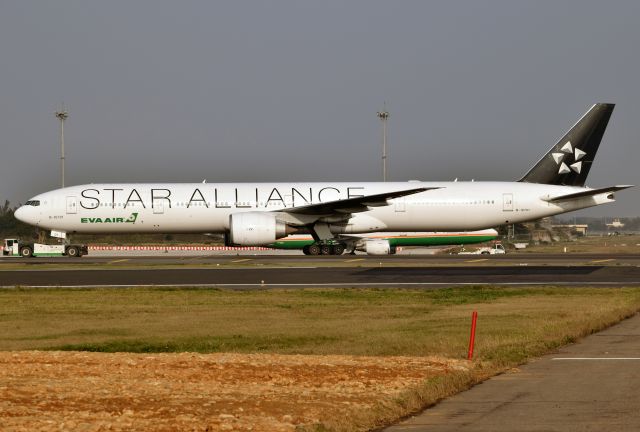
[360,239,396,255]
[229,212,289,246]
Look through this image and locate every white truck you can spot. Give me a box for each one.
[2,238,88,258]
[458,244,506,255]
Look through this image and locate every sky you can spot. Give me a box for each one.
[1,1,639,217]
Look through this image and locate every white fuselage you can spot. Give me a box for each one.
[15,181,616,235]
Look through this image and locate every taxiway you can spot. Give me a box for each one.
[3,253,640,288]
[2,264,640,288]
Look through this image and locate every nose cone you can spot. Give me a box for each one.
[14,205,37,226]
[14,206,27,223]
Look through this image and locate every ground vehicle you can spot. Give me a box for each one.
[458,244,506,255]
[2,238,88,258]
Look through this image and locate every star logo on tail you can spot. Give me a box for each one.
[551,141,586,175]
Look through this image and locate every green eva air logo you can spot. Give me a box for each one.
[81,213,138,224]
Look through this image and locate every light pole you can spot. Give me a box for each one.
[55,107,68,188]
[377,105,389,181]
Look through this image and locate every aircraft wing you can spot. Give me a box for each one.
[543,185,633,203]
[282,187,439,216]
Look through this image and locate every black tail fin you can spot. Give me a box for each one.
[519,103,614,186]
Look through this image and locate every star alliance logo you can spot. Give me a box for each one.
[551,141,586,175]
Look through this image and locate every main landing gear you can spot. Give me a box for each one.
[302,242,346,256]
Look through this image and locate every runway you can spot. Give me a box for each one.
[3,252,640,288]
[2,265,640,288]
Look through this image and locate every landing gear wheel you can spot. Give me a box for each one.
[67,246,80,257]
[302,246,311,255]
[19,246,33,258]
[320,244,332,255]
[332,244,345,256]
[307,244,321,255]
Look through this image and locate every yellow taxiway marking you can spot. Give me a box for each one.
[465,258,489,263]
[591,259,615,263]
[231,258,253,263]
[107,259,130,264]
[345,258,365,263]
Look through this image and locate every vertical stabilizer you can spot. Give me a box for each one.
[519,103,614,186]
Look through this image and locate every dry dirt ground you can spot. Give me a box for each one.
[0,351,469,431]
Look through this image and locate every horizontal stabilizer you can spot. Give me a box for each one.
[543,185,633,203]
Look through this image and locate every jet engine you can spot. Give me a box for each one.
[228,212,291,246]
[359,239,397,255]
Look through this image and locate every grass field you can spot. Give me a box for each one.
[2,286,640,431]
[2,286,639,361]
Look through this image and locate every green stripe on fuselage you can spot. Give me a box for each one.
[267,234,496,250]
[386,235,497,247]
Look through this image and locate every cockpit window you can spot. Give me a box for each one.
[25,200,40,206]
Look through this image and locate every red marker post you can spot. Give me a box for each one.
[467,311,478,360]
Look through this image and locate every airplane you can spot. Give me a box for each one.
[15,103,632,256]
[268,230,499,255]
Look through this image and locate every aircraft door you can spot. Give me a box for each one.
[66,196,77,214]
[153,200,164,214]
[394,197,406,212]
[502,193,514,211]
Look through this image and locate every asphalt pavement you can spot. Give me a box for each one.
[385,312,640,431]
[2,265,640,287]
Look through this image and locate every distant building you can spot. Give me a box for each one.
[551,224,589,236]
